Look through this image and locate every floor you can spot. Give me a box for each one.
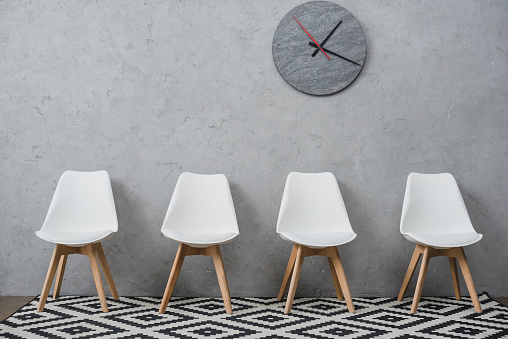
[1,296,507,322]
[0,296,35,321]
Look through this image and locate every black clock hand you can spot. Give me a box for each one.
[309,42,362,66]
[312,20,342,57]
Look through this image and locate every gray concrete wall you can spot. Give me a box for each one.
[1,0,507,298]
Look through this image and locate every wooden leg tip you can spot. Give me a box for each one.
[36,302,45,312]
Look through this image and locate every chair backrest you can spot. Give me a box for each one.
[400,173,476,234]
[41,170,118,232]
[161,172,239,234]
[277,172,354,233]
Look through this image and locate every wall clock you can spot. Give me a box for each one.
[272,1,366,95]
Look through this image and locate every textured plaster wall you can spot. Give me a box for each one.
[1,0,507,298]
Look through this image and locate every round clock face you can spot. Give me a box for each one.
[272,1,366,95]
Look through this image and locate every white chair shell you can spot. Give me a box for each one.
[400,172,482,249]
[277,172,357,249]
[36,170,118,247]
[160,172,239,247]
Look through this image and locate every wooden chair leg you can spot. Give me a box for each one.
[397,245,422,301]
[328,258,343,301]
[284,245,304,314]
[277,245,297,301]
[159,243,187,314]
[330,247,354,313]
[449,257,461,300]
[86,244,109,312]
[37,245,64,312]
[411,246,430,314]
[94,243,119,300]
[210,245,233,314]
[53,254,68,299]
[455,247,482,313]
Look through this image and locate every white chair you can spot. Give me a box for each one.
[276,172,356,314]
[36,170,119,312]
[159,172,239,314]
[397,173,483,313]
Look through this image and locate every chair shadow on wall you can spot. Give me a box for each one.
[109,178,165,294]
[228,180,270,294]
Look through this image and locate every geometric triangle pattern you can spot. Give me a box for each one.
[291,298,368,316]
[228,309,317,330]
[0,293,506,338]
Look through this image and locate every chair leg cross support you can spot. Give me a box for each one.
[397,244,482,313]
[278,244,354,314]
[37,242,119,312]
[159,243,233,314]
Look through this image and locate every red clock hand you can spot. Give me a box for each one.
[292,16,330,60]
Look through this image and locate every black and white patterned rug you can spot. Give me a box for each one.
[1,293,507,338]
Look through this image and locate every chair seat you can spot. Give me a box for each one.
[402,232,483,249]
[161,229,238,248]
[36,229,115,247]
[279,231,357,248]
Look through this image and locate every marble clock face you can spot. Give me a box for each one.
[272,1,366,95]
